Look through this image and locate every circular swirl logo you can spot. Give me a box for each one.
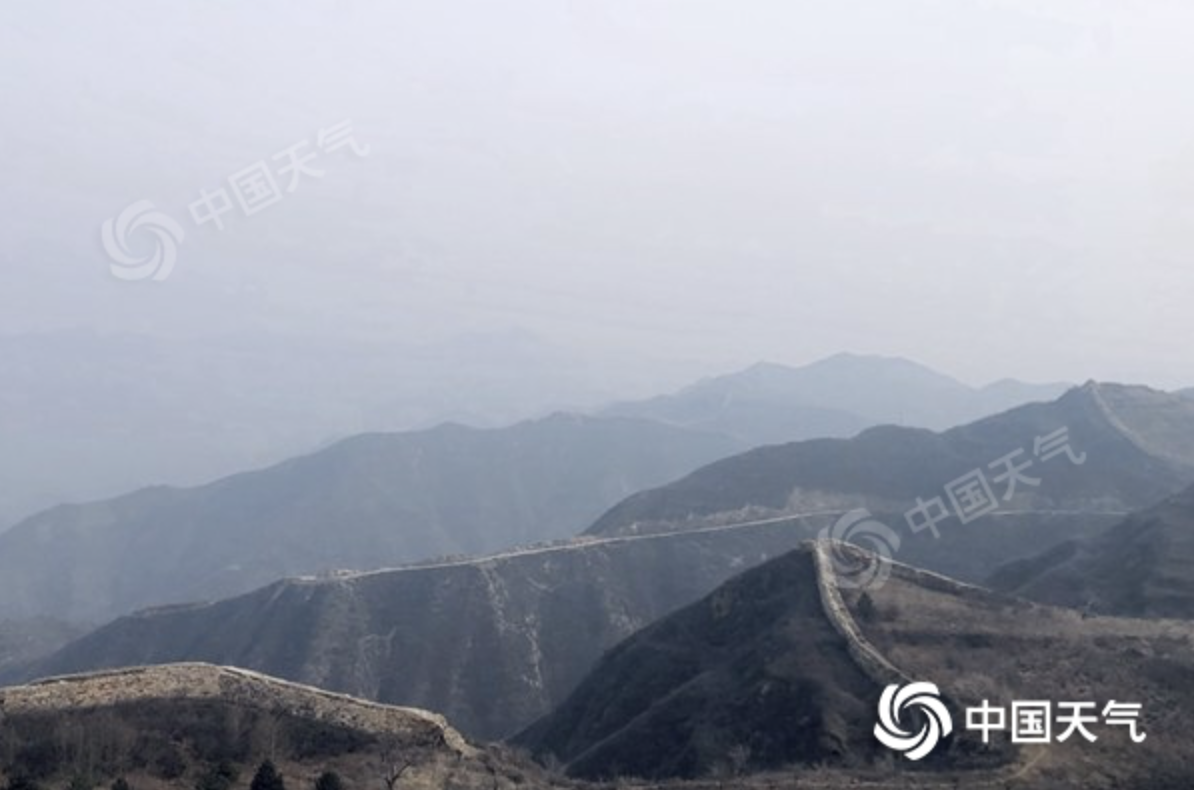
[817,509,901,590]
[101,200,185,282]
[874,682,953,761]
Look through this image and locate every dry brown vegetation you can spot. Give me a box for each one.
[0,665,561,790]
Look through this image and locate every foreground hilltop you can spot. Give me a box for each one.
[0,663,552,790]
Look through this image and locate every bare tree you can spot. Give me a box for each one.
[379,740,417,790]
[376,729,447,790]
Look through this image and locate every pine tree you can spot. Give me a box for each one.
[314,771,343,790]
[251,761,286,790]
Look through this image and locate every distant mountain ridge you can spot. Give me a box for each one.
[0,353,1073,629]
[0,328,632,531]
[0,413,739,624]
[588,382,1194,540]
[602,353,1070,445]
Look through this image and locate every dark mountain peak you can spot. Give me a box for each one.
[514,544,889,780]
[519,540,1194,784]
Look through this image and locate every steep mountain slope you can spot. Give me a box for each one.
[0,663,551,790]
[990,482,1194,618]
[519,543,1194,787]
[10,518,833,741]
[603,353,1068,445]
[0,413,739,625]
[514,547,883,780]
[587,384,1194,582]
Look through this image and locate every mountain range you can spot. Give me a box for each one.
[15,381,1194,746]
[0,339,1065,536]
[0,328,630,530]
[603,353,1068,445]
[6,517,830,740]
[0,413,738,625]
[589,382,1194,582]
[0,353,1070,628]
[592,382,1194,537]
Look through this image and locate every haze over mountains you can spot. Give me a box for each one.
[590,382,1194,580]
[0,328,636,530]
[605,353,1068,444]
[0,352,1069,628]
[0,345,1066,532]
[0,413,738,625]
[10,1,1194,785]
[5,339,1192,784]
[18,380,1194,748]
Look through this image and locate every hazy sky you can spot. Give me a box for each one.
[3,0,1194,388]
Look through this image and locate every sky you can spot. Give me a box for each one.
[2,0,1194,389]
